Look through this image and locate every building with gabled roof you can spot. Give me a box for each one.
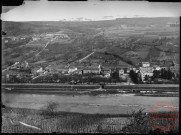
[139,62,153,81]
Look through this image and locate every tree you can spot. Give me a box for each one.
[122,109,150,134]
[153,70,160,78]
[167,69,173,80]
[52,73,59,81]
[160,68,174,80]
[129,70,139,84]
[42,101,59,116]
[111,70,120,83]
[160,68,166,79]
[145,75,149,81]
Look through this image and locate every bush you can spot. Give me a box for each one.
[122,109,150,134]
[41,101,59,116]
[123,109,179,134]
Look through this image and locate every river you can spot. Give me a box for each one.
[2,92,179,114]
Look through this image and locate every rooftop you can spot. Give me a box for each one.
[139,67,153,73]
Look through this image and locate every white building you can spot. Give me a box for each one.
[68,67,78,74]
[139,67,153,81]
[32,37,41,40]
[5,40,8,43]
[153,65,161,71]
[119,69,124,76]
[142,62,150,67]
[105,73,111,78]
[139,62,153,81]
[37,67,43,73]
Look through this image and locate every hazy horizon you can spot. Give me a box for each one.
[1,1,181,22]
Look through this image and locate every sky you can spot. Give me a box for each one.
[1,0,181,21]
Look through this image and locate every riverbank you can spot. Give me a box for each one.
[2,88,179,97]
[2,83,179,97]
[2,83,179,87]
[2,107,179,133]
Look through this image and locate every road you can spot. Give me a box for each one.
[2,83,179,94]
[79,52,95,62]
[2,83,179,87]
[36,41,50,56]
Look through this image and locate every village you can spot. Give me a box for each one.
[1,2,180,133]
[2,28,180,84]
[2,31,70,43]
[2,57,180,84]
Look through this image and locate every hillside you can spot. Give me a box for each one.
[2,17,180,69]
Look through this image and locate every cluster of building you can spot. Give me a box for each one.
[2,35,30,43]
[2,61,32,82]
[44,62,132,81]
[2,60,180,83]
[2,31,70,44]
[2,56,180,83]
[131,61,179,81]
[32,32,70,41]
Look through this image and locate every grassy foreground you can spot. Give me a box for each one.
[2,107,129,133]
[2,106,179,134]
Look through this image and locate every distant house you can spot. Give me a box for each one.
[139,62,153,81]
[139,67,153,81]
[142,62,150,67]
[119,69,124,76]
[135,69,139,73]
[36,67,44,73]
[46,33,54,37]
[127,68,130,73]
[153,65,161,71]
[103,68,111,78]
[73,69,83,75]
[103,68,111,74]
[32,67,43,74]
[32,37,41,41]
[4,40,8,43]
[68,67,78,74]
[170,64,180,75]
[104,73,111,78]
[83,68,100,74]
[56,34,69,39]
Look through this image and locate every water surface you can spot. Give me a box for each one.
[2,92,179,114]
